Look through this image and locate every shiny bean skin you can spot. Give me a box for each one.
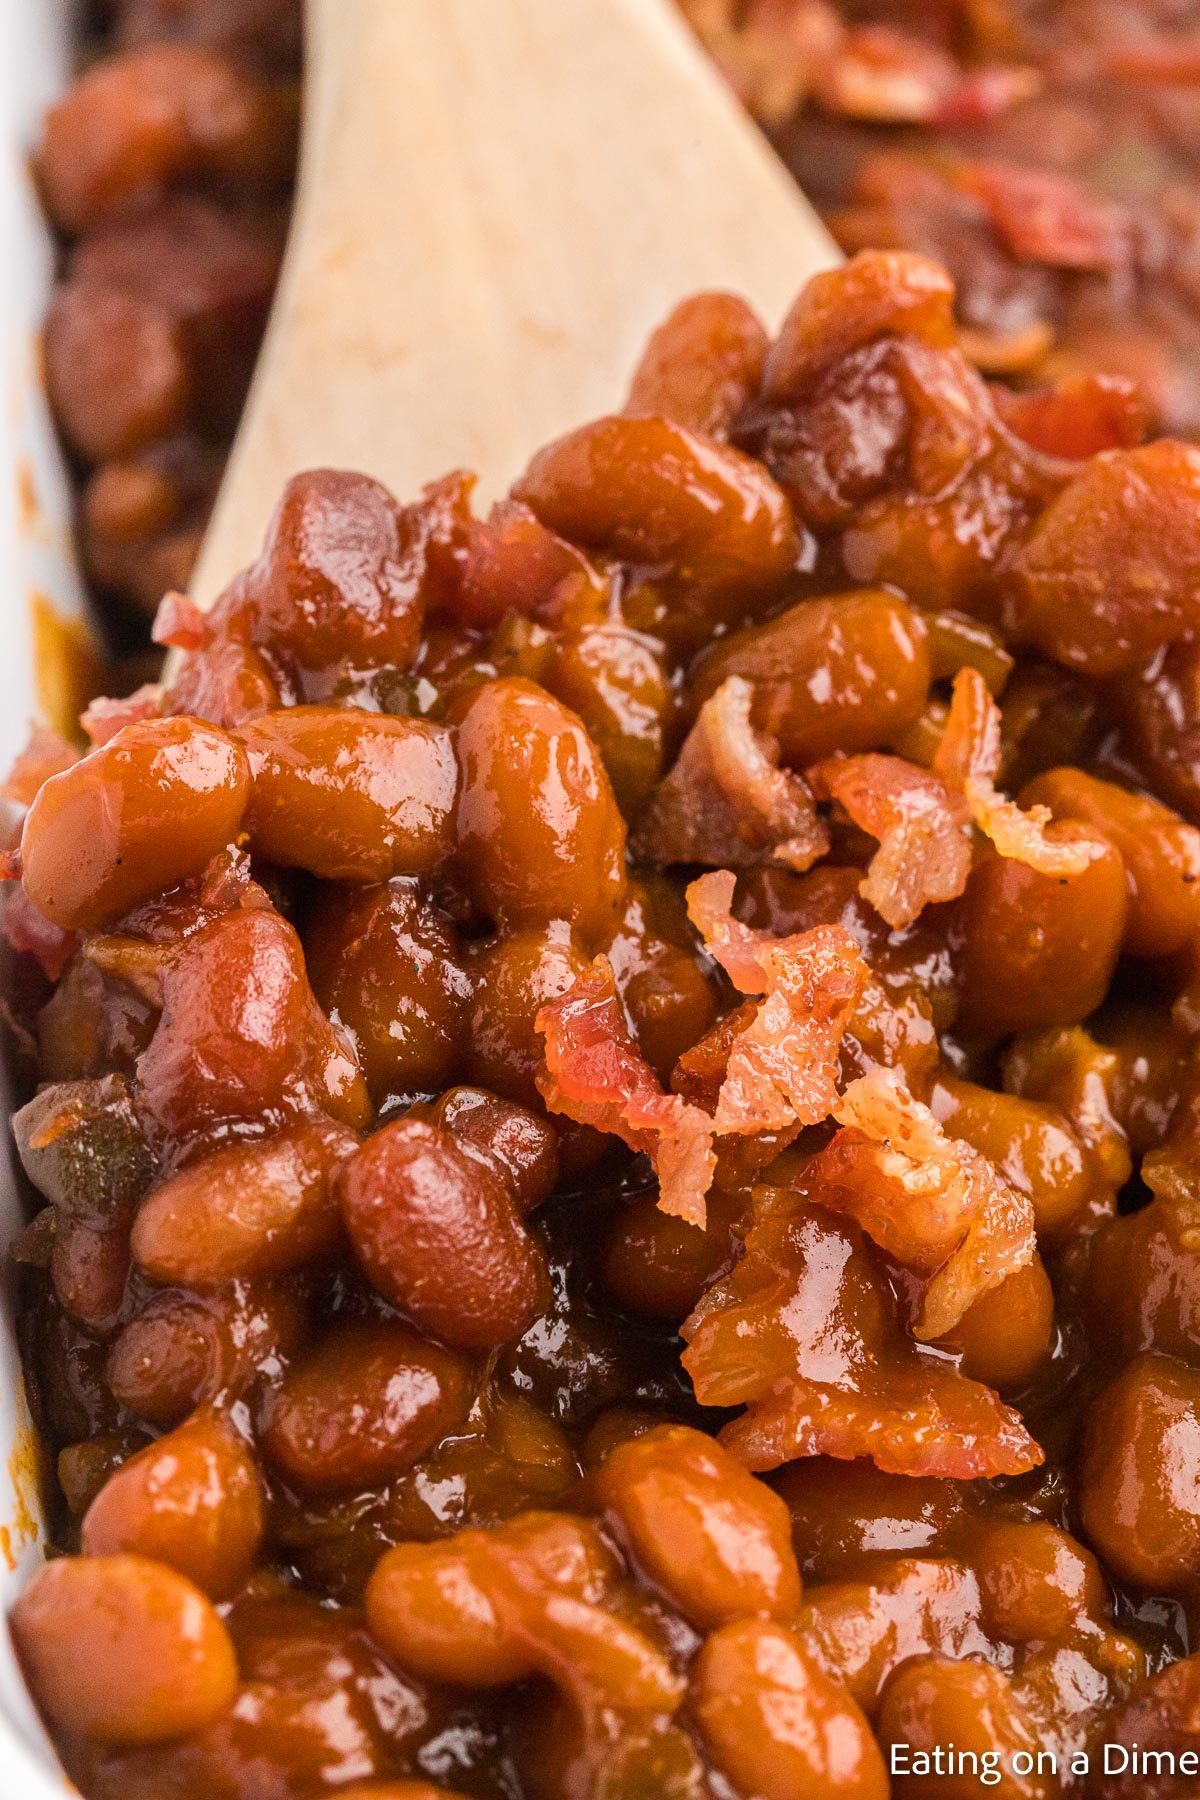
[513,413,798,600]
[238,707,457,880]
[106,1279,307,1428]
[464,922,591,1110]
[131,1119,355,1286]
[625,291,769,437]
[690,589,930,764]
[1020,766,1200,959]
[1080,1354,1200,1591]
[939,1260,1055,1393]
[246,468,428,677]
[19,718,249,931]
[11,1553,237,1744]
[305,879,469,1105]
[340,1117,549,1350]
[955,824,1128,1037]
[81,1405,263,1598]
[877,1656,1050,1799]
[593,1424,802,1629]
[454,677,626,936]
[692,1618,888,1800]
[930,1076,1098,1237]
[261,1319,472,1495]
[136,908,369,1141]
[430,1087,559,1213]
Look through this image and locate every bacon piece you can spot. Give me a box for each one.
[959,160,1135,273]
[80,684,164,747]
[813,1066,1036,1340]
[815,26,1037,127]
[633,678,828,873]
[1,726,78,806]
[685,870,865,1137]
[935,668,1100,878]
[994,375,1149,460]
[1,885,77,981]
[537,955,715,1226]
[808,754,971,931]
[682,1198,1041,1479]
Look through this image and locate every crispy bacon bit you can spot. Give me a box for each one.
[959,160,1136,273]
[815,26,1038,127]
[151,589,208,651]
[685,870,865,1136]
[935,668,1101,878]
[994,374,1150,460]
[682,1197,1042,1478]
[1,885,77,981]
[1,726,78,806]
[633,678,829,873]
[814,1066,1036,1340]
[809,754,971,931]
[537,955,715,1226]
[80,684,164,747]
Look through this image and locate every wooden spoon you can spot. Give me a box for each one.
[191,0,837,605]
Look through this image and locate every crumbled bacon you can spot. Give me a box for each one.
[0,885,77,981]
[457,499,605,631]
[685,870,865,1136]
[935,668,1101,878]
[994,375,1150,461]
[682,1197,1042,1478]
[80,684,164,747]
[1,726,78,806]
[958,160,1136,273]
[632,677,829,873]
[808,754,972,931]
[812,1066,1037,1340]
[815,26,1038,128]
[536,956,715,1226]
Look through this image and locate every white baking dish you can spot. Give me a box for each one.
[0,0,94,1792]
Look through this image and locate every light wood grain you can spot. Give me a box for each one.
[191,0,838,606]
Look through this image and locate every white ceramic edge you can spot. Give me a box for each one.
[0,0,91,1792]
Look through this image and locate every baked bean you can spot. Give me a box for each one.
[971,1521,1107,1646]
[691,589,930,764]
[106,1278,307,1427]
[430,1087,559,1213]
[332,1788,470,1800]
[305,879,469,1104]
[454,677,626,936]
[45,281,189,461]
[261,1319,472,1495]
[513,414,798,605]
[37,43,297,232]
[931,1077,1097,1237]
[20,718,249,931]
[82,1405,263,1598]
[131,1119,354,1287]
[761,251,955,401]
[1080,1354,1200,1589]
[547,621,670,813]
[599,1184,737,1319]
[339,1117,550,1349]
[955,825,1127,1036]
[246,468,429,678]
[593,1424,802,1628]
[692,1617,888,1800]
[877,1656,1050,1798]
[625,291,769,436]
[776,1459,969,1579]
[1085,1192,1200,1363]
[464,922,590,1108]
[1020,767,1200,959]
[136,908,369,1140]
[11,1553,237,1743]
[1010,441,1200,676]
[238,708,457,880]
[940,1259,1054,1392]
[366,1510,680,1710]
